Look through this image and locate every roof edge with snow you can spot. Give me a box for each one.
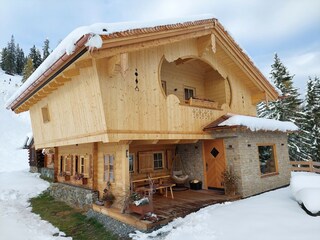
[204,114,299,133]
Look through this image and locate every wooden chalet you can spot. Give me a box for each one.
[8,17,294,229]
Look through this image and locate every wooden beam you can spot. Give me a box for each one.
[120,53,129,76]
[63,68,80,78]
[178,140,199,144]
[92,142,98,191]
[55,76,72,83]
[130,140,159,145]
[197,34,216,56]
[157,140,180,144]
[75,58,93,69]
[43,85,58,93]
[106,54,121,77]
[92,28,213,59]
[251,91,266,104]
[54,147,59,182]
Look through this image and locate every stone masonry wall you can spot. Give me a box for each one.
[210,129,290,197]
[176,141,204,186]
[40,167,54,180]
[49,183,98,210]
[237,131,290,197]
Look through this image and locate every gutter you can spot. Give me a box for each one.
[8,34,90,111]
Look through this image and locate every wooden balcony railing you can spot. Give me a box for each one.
[188,97,219,109]
[290,161,320,173]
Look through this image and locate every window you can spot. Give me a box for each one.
[104,154,115,182]
[258,145,277,175]
[74,155,79,174]
[138,151,164,173]
[60,156,64,173]
[153,152,163,170]
[65,155,72,175]
[184,87,195,101]
[41,105,50,123]
[79,155,91,178]
[161,81,167,95]
[129,153,134,172]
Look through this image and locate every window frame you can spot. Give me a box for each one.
[153,151,164,170]
[129,153,134,173]
[184,86,195,101]
[104,154,115,182]
[41,105,50,123]
[257,144,278,176]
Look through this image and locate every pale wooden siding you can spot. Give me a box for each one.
[30,62,107,148]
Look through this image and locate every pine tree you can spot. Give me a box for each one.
[42,38,50,61]
[304,76,320,162]
[29,45,42,69]
[15,44,25,75]
[22,57,34,83]
[1,35,17,74]
[257,54,307,160]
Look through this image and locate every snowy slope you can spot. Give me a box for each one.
[0,70,31,172]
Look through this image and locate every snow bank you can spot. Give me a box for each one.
[0,171,70,239]
[291,172,320,214]
[6,14,215,108]
[218,115,298,132]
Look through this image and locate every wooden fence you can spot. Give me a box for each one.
[290,161,320,173]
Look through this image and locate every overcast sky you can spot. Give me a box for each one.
[1,0,319,95]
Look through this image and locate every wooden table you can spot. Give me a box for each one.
[132,175,175,199]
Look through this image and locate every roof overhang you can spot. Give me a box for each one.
[8,17,278,113]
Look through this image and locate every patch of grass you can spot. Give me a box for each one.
[30,192,118,240]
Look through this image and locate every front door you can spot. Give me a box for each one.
[204,139,226,189]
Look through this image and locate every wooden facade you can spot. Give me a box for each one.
[10,18,288,226]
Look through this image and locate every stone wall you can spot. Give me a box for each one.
[40,167,54,180]
[210,129,291,197]
[176,141,204,185]
[237,131,290,197]
[49,183,98,210]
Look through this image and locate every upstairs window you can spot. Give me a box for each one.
[41,105,50,123]
[258,145,278,175]
[184,87,195,101]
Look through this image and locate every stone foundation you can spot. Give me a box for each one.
[49,183,98,210]
[40,167,54,180]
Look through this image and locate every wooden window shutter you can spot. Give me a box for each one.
[104,155,109,182]
[83,155,90,178]
[138,152,153,173]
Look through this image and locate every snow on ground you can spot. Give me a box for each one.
[131,173,320,240]
[0,70,31,172]
[291,171,320,214]
[0,171,70,240]
[0,70,69,239]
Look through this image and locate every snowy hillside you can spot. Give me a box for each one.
[0,69,31,172]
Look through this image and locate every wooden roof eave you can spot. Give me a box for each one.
[93,22,216,59]
[213,22,278,101]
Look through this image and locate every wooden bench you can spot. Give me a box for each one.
[132,175,175,199]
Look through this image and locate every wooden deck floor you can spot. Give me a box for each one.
[152,189,240,223]
[93,189,241,230]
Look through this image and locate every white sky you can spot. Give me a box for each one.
[1,0,319,95]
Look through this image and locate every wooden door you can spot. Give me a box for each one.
[204,139,226,189]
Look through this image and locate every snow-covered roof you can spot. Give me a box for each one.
[205,114,298,132]
[6,15,215,109]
